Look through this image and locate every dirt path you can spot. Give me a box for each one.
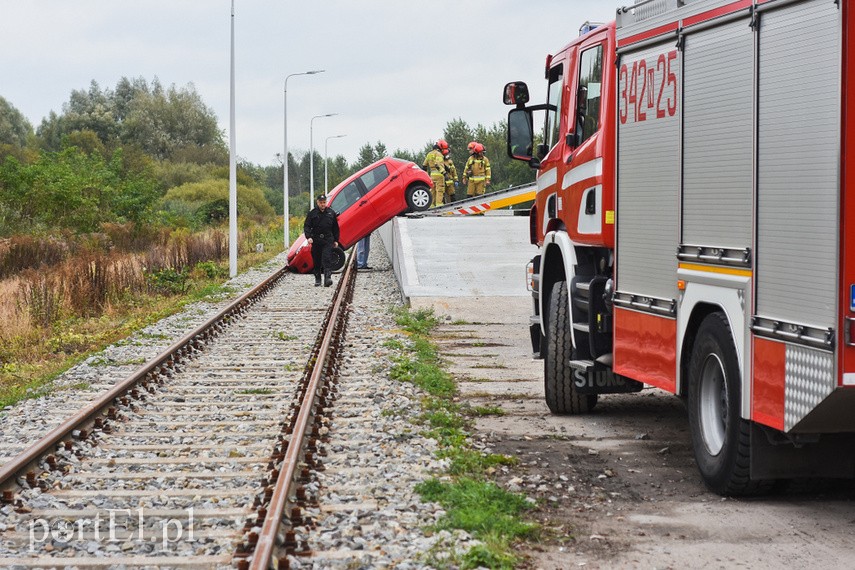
[411,297,855,570]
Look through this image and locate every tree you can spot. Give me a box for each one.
[326,155,350,192]
[353,143,377,170]
[0,146,158,233]
[442,119,535,190]
[63,81,120,144]
[352,141,389,170]
[35,77,226,163]
[122,81,224,161]
[0,96,33,148]
[442,118,475,176]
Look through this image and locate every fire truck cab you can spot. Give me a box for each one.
[506,0,855,495]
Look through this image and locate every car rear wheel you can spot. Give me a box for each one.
[406,184,432,212]
[329,246,346,271]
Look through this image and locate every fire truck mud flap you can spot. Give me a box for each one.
[569,359,643,395]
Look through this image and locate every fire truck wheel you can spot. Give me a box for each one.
[687,312,765,496]
[544,281,594,415]
[406,184,432,212]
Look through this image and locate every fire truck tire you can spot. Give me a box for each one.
[687,312,769,496]
[544,281,595,414]
[406,184,432,212]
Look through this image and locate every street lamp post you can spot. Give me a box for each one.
[310,113,338,203]
[283,69,324,251]
[324,134,347,194]
[229,0,237,277]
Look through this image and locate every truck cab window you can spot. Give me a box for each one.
[545,64,564,151]
[576,44,603,146]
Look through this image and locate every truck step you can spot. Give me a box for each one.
[568,359,594,371]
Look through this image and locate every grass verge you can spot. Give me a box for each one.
[389,306,536,569]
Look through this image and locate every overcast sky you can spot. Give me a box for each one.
[1,1,616,166]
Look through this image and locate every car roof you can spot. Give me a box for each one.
[326,156,412,200]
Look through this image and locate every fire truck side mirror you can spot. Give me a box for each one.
[503,81,530,106]
[507,108,537,168]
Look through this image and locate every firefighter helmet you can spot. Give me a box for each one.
[435,139,449,151]
[467,141,476,152]
[474,143,485,154]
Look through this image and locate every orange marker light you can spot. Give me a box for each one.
[677,280,686,291]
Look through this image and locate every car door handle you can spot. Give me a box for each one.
[359,200,368,206]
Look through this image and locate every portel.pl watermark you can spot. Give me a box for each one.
[29,507,194,552]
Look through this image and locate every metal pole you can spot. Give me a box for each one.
[310,113,337,203]
[283,70,324,251]
[229,0,237,277]
[325,134,346,194]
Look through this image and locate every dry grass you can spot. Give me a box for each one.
[0,223,280,409]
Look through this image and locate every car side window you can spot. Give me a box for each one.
[329,181,362,214]
[358,164,389,193]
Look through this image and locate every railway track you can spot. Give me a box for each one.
[0,255,357,569]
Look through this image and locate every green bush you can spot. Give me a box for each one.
[195,260,228,279]
[145,267,188,295]
[161,179,275,225]
[0,147,158,235]
[196,198,229,224]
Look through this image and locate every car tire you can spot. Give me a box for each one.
[406,184,432,212]
[328,246,346,272]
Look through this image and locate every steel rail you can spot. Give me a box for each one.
[0,265,289,492]
[248,252,357,570]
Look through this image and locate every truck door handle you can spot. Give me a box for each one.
[585,190,596,215]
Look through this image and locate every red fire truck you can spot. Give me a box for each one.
[505,0,855,495]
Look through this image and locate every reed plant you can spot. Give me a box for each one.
[0,222,282,409]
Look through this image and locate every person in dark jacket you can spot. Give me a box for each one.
[303,194,340,287]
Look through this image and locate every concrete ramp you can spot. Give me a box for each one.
[378,212,533,301]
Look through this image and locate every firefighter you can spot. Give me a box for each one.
[422,139,449,206]
[463,142,491,196]
[443,149,458,205]
[303,194,340,287]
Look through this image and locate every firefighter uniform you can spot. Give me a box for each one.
[443,155,458,204]
[303,195,340,287]
[422,148,447,206]
[463,150,491,196]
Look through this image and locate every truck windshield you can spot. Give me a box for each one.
[545,63,564,151]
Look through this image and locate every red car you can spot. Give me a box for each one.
[286,157,432,273]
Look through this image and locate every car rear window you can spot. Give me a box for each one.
[329,181,361,214]
[359,164,389,192]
